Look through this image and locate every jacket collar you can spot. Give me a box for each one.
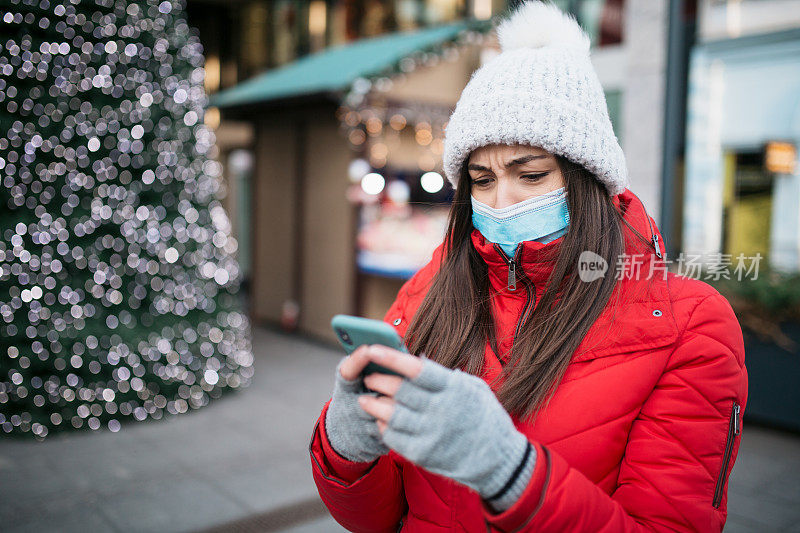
[471,187,680,362]
[470,228,563,294]
[470,187,665,294]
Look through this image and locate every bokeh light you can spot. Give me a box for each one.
[0,0,254,439]
[420,171,444,193]
[361,172,385,195]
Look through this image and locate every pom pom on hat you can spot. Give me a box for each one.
[496,1,591,54]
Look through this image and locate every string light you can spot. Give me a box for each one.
[0,0,254,439]
[337,28,488,170]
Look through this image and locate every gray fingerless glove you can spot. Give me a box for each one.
[382,358,536,511]
[325,357,389,463]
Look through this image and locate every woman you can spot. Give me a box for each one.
[310,2,748,531]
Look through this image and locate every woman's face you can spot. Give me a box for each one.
[467,144,565,208]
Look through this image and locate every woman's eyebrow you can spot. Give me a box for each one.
[467,154,547,172]
[507,154,547,167]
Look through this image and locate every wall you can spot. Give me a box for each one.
[619,0,669,222]
[299,109,357,342]
[250,111,297,324]
[250,104,356,343]
[360,275,406,321]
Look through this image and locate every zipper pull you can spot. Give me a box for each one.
[508,259,517,291]
[733,403,741,435]
[652,233,663,259]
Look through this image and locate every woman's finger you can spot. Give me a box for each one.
[358,394,394,423]
[365,344,424,380]
[338,344,373,381]
[363,373,404,398]
[376,419,388,435]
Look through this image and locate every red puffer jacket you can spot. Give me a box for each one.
[309,188,748,532]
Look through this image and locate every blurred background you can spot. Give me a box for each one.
[1,0,799,531]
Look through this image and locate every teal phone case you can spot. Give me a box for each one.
[330,314,408,377]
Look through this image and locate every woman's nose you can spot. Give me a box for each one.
[494,181,519,209]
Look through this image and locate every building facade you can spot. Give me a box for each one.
[683,0,800,272]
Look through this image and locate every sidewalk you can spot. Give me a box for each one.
[1,325,799,532]
[1,326,347,533]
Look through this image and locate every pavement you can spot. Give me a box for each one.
[0,325,798,532]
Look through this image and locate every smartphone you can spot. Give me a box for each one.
[331,314,408,378]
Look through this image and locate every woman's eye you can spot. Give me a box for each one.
[472,178,492,187]
[521,172,549,181]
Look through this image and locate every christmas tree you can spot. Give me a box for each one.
[0,0,254,438]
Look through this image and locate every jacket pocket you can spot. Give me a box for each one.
[713,401,741,508]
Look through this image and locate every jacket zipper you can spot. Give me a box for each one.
[631,189,663,259]
[713,401,741,508]
[493,243,536,352]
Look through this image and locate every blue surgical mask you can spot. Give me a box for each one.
[471,187,570,258]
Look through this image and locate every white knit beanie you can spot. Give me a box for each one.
[442,0,629,196]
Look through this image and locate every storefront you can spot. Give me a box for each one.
[208,0,638,343]
[211,21,489,342]
[683,28,800,272]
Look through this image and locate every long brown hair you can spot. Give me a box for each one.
[404,154,646,421]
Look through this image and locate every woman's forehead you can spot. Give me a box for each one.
[468,144,551,162]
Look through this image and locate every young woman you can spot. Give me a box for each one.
[310,2,748,531]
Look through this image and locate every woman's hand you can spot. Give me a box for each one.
[358,345,535,509]
[324,345,390,463]
[357,345,423,433]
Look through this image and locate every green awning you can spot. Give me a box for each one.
[210,19,489,109]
